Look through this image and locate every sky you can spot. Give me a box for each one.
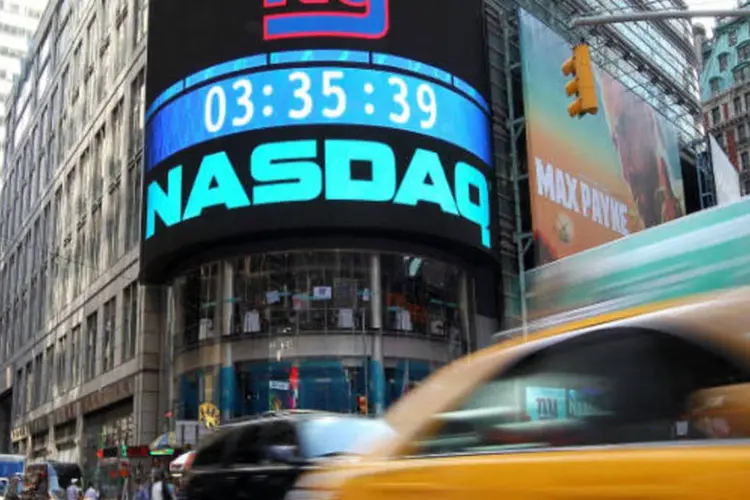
[687,0,739,35]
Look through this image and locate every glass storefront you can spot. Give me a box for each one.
[171,250,468,347]
[176,358,441,419]
[170,249,473,419]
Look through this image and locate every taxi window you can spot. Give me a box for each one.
[411,328,750,456]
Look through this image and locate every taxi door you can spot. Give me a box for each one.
[345,444,750,500]
[341,326,750,500]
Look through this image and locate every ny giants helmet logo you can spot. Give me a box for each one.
[263,0,390,40]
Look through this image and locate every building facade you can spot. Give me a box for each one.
[0,0,48,170]
[0,0,703,468]
[0,0,154,474]
[699,2,750,195]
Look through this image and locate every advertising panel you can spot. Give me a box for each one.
[526,197,750,323]
[518,10,685,264]
[142,0,495,281]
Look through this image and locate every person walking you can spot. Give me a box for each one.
[150,472,171,500]
[5,475,21,500]
[83,482,99,500]
[66,479,82,500]
[135,481,150,500]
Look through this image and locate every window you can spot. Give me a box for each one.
[129,71,145,157]
[32,354,42,408]
[45,346,54,403]
[102,298,116,373]
[112,100,124,165]
[134,0,148,47]
[25,362,32,414]
[739,44,750,62]
[125,161,141,251]
[231,424,264,464]
[70,325,80,386]
[89,207,102,282]
[741,151,750,170]
[192,429,231,467]
[56,334,67,395]
[734,97,743,116]
[122,282,138,362]
[719,53,729,71]
[14,368,22,418]
[93,130,105,201]
[739,124,747,142]
[106,185,121,266]
[408,329,750,457]
[734,65,750,84]
[717,133,727,150]
[201,369,216,405]
[114,10,127,74]
[85,312,98,380]
[712,106,721,125]
[730,29,738,46]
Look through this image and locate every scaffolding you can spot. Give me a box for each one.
[483,0,704,330]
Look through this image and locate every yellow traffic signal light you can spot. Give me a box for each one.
[561,43,598,118]
[357,395,368,415]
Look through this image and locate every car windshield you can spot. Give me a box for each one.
[297,416,395,458]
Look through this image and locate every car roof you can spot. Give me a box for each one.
[218,410,342,429]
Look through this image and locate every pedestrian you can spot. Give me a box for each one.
[136,480,150,500]
[66,479,82,500]
[150,472,172,500]
[5,475,21,500]
[83,482,99,500]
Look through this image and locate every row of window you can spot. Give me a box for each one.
[11,281,139,420]
[0,21,35,39]
[172,253,467,347]
[0,1,43,19]
[707,91,750,128]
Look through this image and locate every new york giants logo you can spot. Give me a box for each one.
[263,0,390,40]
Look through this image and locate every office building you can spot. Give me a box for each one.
[699,1,750,195]
[0,0,150,475]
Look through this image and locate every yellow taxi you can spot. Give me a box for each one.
[291,288,750,500]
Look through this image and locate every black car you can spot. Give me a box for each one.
[185,411,394,500]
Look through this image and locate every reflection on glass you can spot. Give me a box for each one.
[297,416,395,457]
[173,250,466,347]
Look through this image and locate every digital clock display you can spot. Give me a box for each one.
[146,63,490,171]
[142,0,495,282]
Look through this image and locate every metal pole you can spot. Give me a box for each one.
[503,15,528,339]
[572,9,750,28]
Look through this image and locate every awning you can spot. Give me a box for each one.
[149,432,176,451]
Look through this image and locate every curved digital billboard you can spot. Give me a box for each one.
[142,0,495,281]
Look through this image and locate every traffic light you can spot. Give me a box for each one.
[357,395,368,415]
[561,43,598,118]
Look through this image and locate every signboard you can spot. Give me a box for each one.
[525,386,567,420]
[518,10,685,264]
[142,0,495,281]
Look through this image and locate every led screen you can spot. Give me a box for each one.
[143,0,495,281]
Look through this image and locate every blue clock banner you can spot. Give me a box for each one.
[142,0,495,282]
